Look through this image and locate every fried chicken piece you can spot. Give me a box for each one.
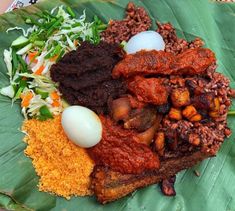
[112,48,216,78]
[113,50,173,78]
[128,76,169,105]
[172,48,216,75]
[91,150,210,204]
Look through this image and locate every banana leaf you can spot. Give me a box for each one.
[0,0,235,210]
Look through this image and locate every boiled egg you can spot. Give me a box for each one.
[61,106,102,148]
[125,31,165,54]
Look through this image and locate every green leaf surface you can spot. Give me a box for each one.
[0,0,235,210]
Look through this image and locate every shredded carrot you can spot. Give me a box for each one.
[21,92,33,107]
[50,91,60,100]
[22,115,94,198]
[52,100,60,107]
[49,55,58,62]
[28,51,38,63]
[34,65,45,75]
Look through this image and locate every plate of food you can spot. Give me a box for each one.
[0,0,235,210]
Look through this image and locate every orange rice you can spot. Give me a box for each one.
[22,115,94,199]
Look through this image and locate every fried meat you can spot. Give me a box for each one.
[112,48,216,78]
[88,116,160,174]
[91,150,210,204]
[127,76,169,105]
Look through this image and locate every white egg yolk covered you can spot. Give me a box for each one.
[125,31,165,54]
[61,106,102,148]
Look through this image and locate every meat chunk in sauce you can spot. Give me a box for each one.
[128,76,169,105]
[88,116,160,174]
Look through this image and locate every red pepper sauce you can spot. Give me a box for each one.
[88,116,160,174]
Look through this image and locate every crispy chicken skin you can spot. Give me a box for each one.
[128,76,169,105]
[112,48,216,78]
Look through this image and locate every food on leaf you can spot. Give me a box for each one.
[0,1,234,207]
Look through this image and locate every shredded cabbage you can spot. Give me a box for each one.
[1,5,106,120]
[3,48,13,80]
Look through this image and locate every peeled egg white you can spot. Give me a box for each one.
[61,106,102,148]
[125,31,165,54]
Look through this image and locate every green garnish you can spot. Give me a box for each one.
[66,6,76,18]
[38,105,53,121]
[228,111,235,115]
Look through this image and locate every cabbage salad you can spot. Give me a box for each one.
[0,6,106,120]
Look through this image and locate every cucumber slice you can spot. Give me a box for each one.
[16,43,33,55]
[12,36,29,48]
[35,88,49,99]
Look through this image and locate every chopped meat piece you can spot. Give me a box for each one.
[128,76,169,105]
[124,107,157,132]
[110,97,131,121]
[112,48,216,79]
[88,116,160,174]
[161,176,176,196]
